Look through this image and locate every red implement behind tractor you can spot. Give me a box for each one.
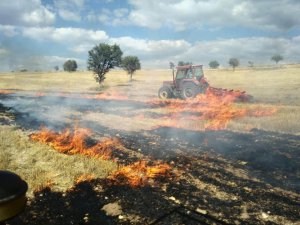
[158,65,252,102]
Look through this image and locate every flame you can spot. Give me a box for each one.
[0,89,14,94]
[87,91,129,100]
[75,174,95,184]
[34,179,54,192]
[150,88,276,131]
[35,92,46,97]
[30,126,122,160]
[108,161,173,187]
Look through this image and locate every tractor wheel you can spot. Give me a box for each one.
[158,86,172,99]
[181,83,197,99]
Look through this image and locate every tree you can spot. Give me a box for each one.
[209,60,220,69]
[178,61,185,66]
[121,56,141,81]
[271,54,283,64]
[87,43,123,84]
[169,62,175,70]
[63,60,77,72]
[178,61,192,66]
[54,66,59,71]
[229,58,239,70]
[248,61,254,67]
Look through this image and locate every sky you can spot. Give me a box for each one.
[0,0,300,71]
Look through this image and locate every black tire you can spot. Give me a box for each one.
[180,83,197,99]
[158,86,172,99]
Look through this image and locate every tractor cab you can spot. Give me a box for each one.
[158,65,208,99]
[173,65,204,88]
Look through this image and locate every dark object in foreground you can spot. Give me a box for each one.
[0,171,28,222]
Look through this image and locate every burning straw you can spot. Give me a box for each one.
[0,89,14,95]
[30,126,123,160]
[108,161,175,188]
[149,88,277,131]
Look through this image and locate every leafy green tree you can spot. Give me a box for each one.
[63,60,77,72]
[54,66,59,71]
[209,60,220,69]
[271,54,283,64]
[121,56,141,81]
[87,43,123,84]
[229,58,239,70]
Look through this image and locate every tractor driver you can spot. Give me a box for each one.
[186,69,192,78]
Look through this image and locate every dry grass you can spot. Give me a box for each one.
[228,105,300,135]
[0,125,117,194]
[205,66,300,106]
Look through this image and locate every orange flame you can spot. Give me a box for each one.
[150,88,276,131]
[75,174,95,184]
[30,126,122,160]
[86,91,129,100]
[108,161,174,187]
[35,92,46,97]
[0,89,14,94]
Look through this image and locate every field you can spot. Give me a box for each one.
[0,66,300,224]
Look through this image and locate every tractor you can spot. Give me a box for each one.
[158,65,209,99]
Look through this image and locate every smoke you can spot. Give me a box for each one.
[0,91,149,131]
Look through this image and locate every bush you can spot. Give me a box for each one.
[229,58,239,70]
[271,54,283,64]
[63,60,77,72]
[209,60,220,69]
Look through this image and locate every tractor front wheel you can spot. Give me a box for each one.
[158,86,172,99]
[181,83,197,99]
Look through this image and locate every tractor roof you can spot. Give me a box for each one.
[176,65,203,70]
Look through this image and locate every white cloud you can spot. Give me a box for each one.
[110,36,300,68]
[22,27,108,44]
[88,8,129,26]
[110,37,191,59]
[0,0,55,26]
[0,25,18,37]
[5,26,300,70]
[178,36,300,67]
[54,0,84,22]
[126,0,300,31]
[0,54,86,72]
[58,9,81,22]
[114,8,129,18]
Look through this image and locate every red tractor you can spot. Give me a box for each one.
[158,65,209,99]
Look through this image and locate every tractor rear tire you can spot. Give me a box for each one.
[181,83,197,99]
[158,86,172,99]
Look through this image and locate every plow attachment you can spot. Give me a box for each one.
[206,86,254,102]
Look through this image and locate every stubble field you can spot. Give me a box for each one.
[0,65,299,224]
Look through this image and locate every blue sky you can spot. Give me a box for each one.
[1,0,300,71]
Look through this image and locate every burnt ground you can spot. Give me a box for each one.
[1,93,300,224]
